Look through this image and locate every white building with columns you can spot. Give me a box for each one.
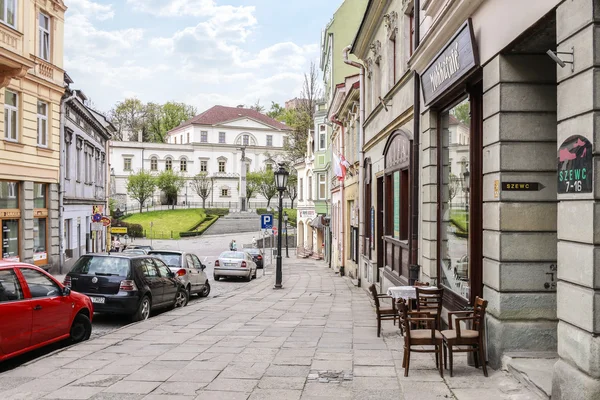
[110,106,291,210]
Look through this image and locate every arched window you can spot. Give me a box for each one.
[180,158,187,172]
[165,157,172,171]
[150,157,158,171]
[243,134,249,146]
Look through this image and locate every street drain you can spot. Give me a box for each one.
[307,370,353,383]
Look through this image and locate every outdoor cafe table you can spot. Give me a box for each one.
[386,285,439,309]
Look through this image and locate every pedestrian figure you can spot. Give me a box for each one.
[112,237,121,252]
[230,240,237,251]
[252,236,257,248]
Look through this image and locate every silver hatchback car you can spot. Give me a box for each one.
[214,251,257,282]
[148,250,210,297]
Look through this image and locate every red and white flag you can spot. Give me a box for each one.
[340,155,351,180]
[332,152,343,181]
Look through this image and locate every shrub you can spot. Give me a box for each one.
[110,218,144,238]
[179,215,220,238]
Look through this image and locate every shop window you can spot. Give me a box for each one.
[34,183,46,209]
[2,220,19,261]
[33,218,47,265]
[4,89,18,141]
[165,157,172,171]
[150,157,157,171]
[440,98,472,300]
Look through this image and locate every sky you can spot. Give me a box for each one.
[64,0,344,115]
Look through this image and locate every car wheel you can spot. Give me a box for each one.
[252,269,257,279]
[174,288,188,308]
[200,281,211,297]
[69,313,92,344]
[186,284,192,298]
[133,296,151,322]
[245,272,251,282]
[214,275,220,281]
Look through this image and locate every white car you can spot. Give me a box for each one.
[148,250,210,297]
[214,251,257,282]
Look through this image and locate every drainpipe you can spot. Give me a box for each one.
[331,115,344,274]
[59,89,78,274]
[411,0,421,267]
[343,45,365,286]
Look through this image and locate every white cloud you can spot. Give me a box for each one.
[127,0,255,20]
[66,0,115,21]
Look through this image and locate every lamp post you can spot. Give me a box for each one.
[274,163,289,289]
[284,212,289,258]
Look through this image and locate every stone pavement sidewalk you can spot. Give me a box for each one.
[0,258,540,400]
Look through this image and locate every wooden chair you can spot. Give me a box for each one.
[397,298,443,377]
[415,287,444,330]
[414,281,430,287]
[441,296,489,377]
[369,284,397,337]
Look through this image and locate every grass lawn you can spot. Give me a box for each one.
[450,209,468,233]
[123,208,206,239]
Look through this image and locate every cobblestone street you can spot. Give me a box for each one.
[0,257,539,400]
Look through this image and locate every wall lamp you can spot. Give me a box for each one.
[546,47,574,72]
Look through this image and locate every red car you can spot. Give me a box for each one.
[0,261,93,362]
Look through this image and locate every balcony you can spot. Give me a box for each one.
[32,56,63,86]
[0,24,33,87]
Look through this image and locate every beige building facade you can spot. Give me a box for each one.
[0,0,65,271]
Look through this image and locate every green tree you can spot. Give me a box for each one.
[126,170,157,213]
[451,101,470,125]
[190,173,212,209]
[250,99,265,113]
[246,171,262,206]
[109,98,148,141]
[257,169,278,208]
[156,170,185,209]
[161,102,197,138]
[145,102,164,143]
[285,172,298,209]
[266,102,285,120]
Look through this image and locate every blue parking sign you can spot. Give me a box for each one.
[261,214,273,229]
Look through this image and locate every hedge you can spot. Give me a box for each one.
[179,215,220,238]
[110,218,144,238]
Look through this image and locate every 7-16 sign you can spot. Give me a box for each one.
[558,135,592,194]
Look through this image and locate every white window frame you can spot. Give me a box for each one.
[201,131,208,143]
[221,188,229,197]
[319,125,326,150]
[266,135,273,147]
[180,158,187,172]
[4,89,18,141]
[318,173,326,200]
[37,100,48,147]
[200,160,207,172]
[124,157,132,171]
[150,157,158,171]
[218,161,226,173]
[165,158,172,170]
[1,0,17,29]
[243,135,249,146]
[38,12,51,62]
[219,132,226,144]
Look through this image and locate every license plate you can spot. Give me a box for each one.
[225,263,236,267]
[90,296,105,304]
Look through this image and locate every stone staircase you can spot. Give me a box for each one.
[202,211,261,235]
[502,352,558,399]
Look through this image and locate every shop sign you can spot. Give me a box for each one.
[111,227,128,234]
[421,19,478,106]
[0,210,20,218]
[557,135,593,194]
[33,252,47,262]
[34,209,48,217]
[91,222,104,231]
[3,256,19,262]
[299,210,316,219]
[502,182,545,191]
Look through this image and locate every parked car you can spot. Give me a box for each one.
[0,261,93,362]
[214,251,257,282]
[64,254,188,322]
[243,248,263,268]
[122,248,148,255]
[148,251,210,298]
[126,245,154,251]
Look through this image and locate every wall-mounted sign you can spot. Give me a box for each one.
[0,210,20,218]
[101,216,111,227]
[557,135,593,194]
[91,222,104,231]
[34,209,48,217]
[502,182,546,191]
[421,19,479,106]
[111,227,128,234]
[299,210,316,219]
[493,180,499,198]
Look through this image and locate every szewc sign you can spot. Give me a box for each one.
[421,19,479,106]
[557,135,593,194]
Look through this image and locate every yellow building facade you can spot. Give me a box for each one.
[0,0,65,270]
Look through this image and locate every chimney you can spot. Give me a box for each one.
[237,104,244,108]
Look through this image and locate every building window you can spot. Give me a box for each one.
[318,174,326,200]
[76,139,82,181]
[266,135,273,147]
[180,159,187,172]
[299,178,303,201]
[174,137,177,144]
[2,219,19,261]
[37,100,48,147]
[0,181,18,209]
[243,135,249,146]
[308,176,312,201]
[33,183,46,209]
[221,189,229,197]
[38,12,50,62]
[165,157,172,170]
[65,133,71,179]
[201,131,208,142]
[218,161,226,173]
[409,10,415,57]
[124,157,132,171]
[266,163,273,172]
[200,160,207,172]
[150,157,157,171]
[319,125,326,150]
[219,132,226,144]
[1,0,16,28]
[4,89,18,141]
[180,135,183,144]
[187,132,190,143]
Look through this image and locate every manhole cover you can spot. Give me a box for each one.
[307,370,353,383]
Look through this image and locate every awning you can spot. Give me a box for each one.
[309,215,325,229]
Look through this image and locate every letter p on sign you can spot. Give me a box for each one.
[261,214,273,229]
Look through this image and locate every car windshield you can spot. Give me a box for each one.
[244,249,260,255]
[149,252,182,267]
[70,256,130,277]
[220,251,244,259]
[123,250,145,255]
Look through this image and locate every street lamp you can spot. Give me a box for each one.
[274,163,289,289]
[284,212,289,258]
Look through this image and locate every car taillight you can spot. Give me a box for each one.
[257,255,262,260]
[63,275,71,287]
[177,269,186,276]
[119,280,138,291]
[215,260,220,266]
[241,261,247,268]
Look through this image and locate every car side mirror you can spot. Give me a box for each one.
[62,287,71,296]
[169,271,176,278]
[201,264,206,271]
